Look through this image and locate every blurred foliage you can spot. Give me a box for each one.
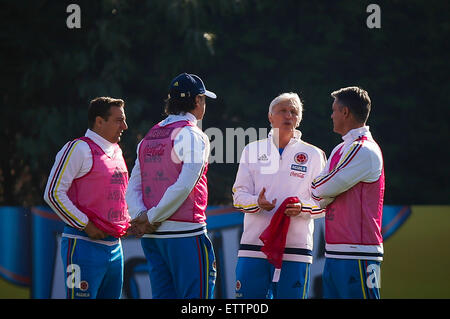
[0,0,449,206]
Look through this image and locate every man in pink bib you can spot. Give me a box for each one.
[311,87,385,299]
[44,97,130,299]
[126,73,217,298]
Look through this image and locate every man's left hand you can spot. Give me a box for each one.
[130,213,161,237]
[284,202,303,217]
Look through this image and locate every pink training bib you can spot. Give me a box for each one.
[139,121,208,224]
[325,137,384,245]
[67,137,130,238]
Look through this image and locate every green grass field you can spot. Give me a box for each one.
[381,205,450,298]
[0,278,29,299]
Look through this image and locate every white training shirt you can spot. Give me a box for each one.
[311,126,383,207]
[232,129,326,263]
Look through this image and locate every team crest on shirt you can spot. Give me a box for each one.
[235,280,243,298]
[294,152,308,164]
[80,280,89,291]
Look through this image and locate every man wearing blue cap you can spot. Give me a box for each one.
[126,73,217,298]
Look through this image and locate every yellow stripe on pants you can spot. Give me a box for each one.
[203,243,209,299]
[70,238,77,299]
[358,260,367,299]
[302,263,309,299]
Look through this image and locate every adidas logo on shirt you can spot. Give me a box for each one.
[258,154,269,161]
[111,167,127,184]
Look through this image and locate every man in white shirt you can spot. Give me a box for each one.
[44,97,130,299]
[232,92,326,299]
[311,86,385,299]
[126,73,217,299]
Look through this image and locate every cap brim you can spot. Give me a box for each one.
[204,90,217,99]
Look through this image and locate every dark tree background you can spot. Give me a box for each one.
[1,0,449,207]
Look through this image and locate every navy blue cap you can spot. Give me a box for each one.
[168,73,217,99]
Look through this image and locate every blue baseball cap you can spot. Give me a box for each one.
[168,73,217,99]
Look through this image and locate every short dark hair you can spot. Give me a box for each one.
[164,96,196,116]
[331,86,371,123]
[88,97,124,129]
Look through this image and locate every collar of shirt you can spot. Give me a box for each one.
[268,128,302,145]
[85,129,117,158]
[159,112,198,127]
[342,126,372,145]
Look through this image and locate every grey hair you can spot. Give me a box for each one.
[268,92,303,127]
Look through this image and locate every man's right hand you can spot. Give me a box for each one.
[130,213,161,238]
[84,221,108,240]
[257,187,277,211]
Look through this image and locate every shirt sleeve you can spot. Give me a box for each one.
[146,126,209,223]
[300,148,327,219]
[311,141,382,200]
[43,140,91,229]
[232,146,260,213]
[125,140,148,220]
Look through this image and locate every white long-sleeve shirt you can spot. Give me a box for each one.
[311,126,383,204]
[125,112,210,237]
[232,129,326,263]
[43,129,120,229]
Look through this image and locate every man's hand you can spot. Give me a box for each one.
[258,187,277,211]
[130,212,161,238]
[84,221,108,240]
[284,202,303,217]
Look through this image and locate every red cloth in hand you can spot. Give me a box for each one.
[259,196,300,269]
